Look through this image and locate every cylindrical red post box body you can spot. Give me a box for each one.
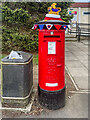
[38,29,66,109]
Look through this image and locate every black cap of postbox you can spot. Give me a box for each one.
[35,20,69,25]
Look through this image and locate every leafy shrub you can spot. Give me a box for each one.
[1,3,73,53]
[2,6,30,24]
[2,26,38,52]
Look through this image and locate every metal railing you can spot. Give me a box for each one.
[69,22,90,42]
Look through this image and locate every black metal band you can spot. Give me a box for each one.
[38,85,66,110]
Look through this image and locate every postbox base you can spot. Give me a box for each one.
[38,85,66,110]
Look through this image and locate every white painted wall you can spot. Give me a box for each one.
[68,7,89,23]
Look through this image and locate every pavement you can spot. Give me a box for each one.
[0,40,89,118]
[33,94,88,118]
[29,41,88,118]
[65,41,88,90]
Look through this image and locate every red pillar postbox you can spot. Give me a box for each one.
[32,3,69,110]
[38,29,65,110]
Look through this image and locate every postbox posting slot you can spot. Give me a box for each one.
[44,35,61,42]
[44,35,60,38]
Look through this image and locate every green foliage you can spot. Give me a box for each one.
[2,26,38,52]
[33,53,38,65]
[2,5,30,24]
[2,2,74,53]
[0,54,7,63]
[3,2,72,14]
[2,2,73,24]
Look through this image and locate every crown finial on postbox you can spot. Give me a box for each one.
[48,3,61,15]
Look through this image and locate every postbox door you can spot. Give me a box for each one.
[46,40,65,90]
[39,30,65,91]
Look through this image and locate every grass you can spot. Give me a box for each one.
[0,52,38,65]
[33,53,38,65]
[0,54,7,63]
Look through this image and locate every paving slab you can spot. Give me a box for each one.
[65,41,88,90]
[65,55,78,61]
[65,48,69,52]
[81,40,89,45]
[80,60,88,69]
[32,93,88,118]
[33,66,38,90]
[76,55,88,61]
[65,51,74,55]
[72,51,87,56]
[73,76,88,90]
[68,66,88,77]
[65,60,84,68]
